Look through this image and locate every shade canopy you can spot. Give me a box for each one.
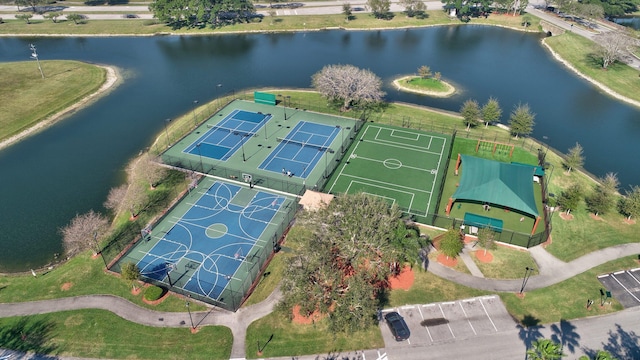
[453,155,539,217]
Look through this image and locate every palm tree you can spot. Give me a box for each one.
[527,339,565,360]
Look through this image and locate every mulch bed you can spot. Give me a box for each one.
[388,265,415,290]
[61,282,73,291]
[559,212,574,220]
[589,214,603,221]
[436,253,458,267]
[474,250,494,263]
[623,218,636,225]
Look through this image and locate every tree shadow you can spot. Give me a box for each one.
[516,314,545,357]
[550,319,581,354]
[599,323,640,359]
[0,316,59,357]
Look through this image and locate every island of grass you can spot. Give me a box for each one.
[393,75,456,97]
[0,60,116,150]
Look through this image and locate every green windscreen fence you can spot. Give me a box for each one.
[254,91,276,105]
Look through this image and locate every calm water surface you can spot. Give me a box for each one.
[1,26,639,272]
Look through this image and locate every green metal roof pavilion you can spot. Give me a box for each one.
[449,155,539,217]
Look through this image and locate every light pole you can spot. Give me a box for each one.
[164,118,171,148]
[235,132,246,162]
[519,267,534,294]
[216,83,222,109]
[186,298,195,330]
[197,143,204,172]
[29,44,44,79]
[192,100,199,128]
[165,263,174,287]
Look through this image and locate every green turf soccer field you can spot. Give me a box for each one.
[325,122,451,218]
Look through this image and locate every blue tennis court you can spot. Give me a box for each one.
[184,109,271,161]
[135,180,287,300]
[258,121,340,178]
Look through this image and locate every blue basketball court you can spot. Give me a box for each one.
[135,180,289,300]
[258,121,340,178]
[183,109,271,161]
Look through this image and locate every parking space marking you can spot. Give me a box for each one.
[438,303,455,338]
[629,269,640,284]
[420,305,434,342]
[459,301,477,335]
[614,270,626,275]
[611,273,640,303]
[479,297,499,332]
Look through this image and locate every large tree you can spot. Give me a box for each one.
[527,338,566,360]
[460,99,481,131]
[586,173,619,216]
[508,103,535,138]
[121,262,141,291]
[556,184,582,215]
[312,64,385,111]
[150,0,256,28]
[482,97,502,127]
[400,0,427,17]
[565,142,584,173]
[279,193,409,332]
[593,31,638,69]
[367,0,392,18]
[59,210,110,256]
[135,154,167,189]
[439,228,464,259]
[618,185,640,221]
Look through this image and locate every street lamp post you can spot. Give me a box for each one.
[216,83,223,109]
[519,267,534,294]
[197,143,204,172]
[235,132,246,162]
[165,263,173,287]
[192,100,199,128]
[29,44,45,79]
[164,118,171,148]
[186,298,195,330]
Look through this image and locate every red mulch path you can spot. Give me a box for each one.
[474,250,494,263]
[143,291,170,306]
[437,253,458,267]
[388,265,415,290]
[292,305,323,325]
[131,287,142,296]
[559,213,574,221]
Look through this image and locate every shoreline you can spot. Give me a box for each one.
[392,75,456,97]
[0,64,120,152]
[541,39,640,109]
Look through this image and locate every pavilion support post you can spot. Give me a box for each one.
[455,154,461,176]
[531,216,541,235]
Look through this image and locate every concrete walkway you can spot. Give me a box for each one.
[427,243,640,292]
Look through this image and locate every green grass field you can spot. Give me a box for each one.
[325,122,450,218]
[0,61,106,144]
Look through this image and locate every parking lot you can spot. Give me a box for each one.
[598,268,640,308]
[380,295,516,347]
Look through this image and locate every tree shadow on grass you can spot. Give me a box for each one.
[587,323,640,360]
[0,316,59,358]
[550,319,581,354]
[516,314,545,358]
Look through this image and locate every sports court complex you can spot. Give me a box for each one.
[112,94,550,310]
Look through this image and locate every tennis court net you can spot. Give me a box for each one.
[276,137,329,152]
[207,124,256,137]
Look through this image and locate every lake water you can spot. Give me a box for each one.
[1,26,639,272]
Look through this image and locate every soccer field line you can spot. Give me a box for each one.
[362,137,444,155]
[348,180,414,211]
[353,154,438,173]
[337,172,431,195]
[367,125,448,153]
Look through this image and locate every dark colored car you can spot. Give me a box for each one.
[384,311,410,341]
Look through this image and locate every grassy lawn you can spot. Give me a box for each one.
[0,309,232,359]
[470,245,539,279]
[544,32,640,104]
[501,256,638,324]
[0,61,106,144]
[389,268,488,306]
[402,76,450,92]
[0,12,538,35]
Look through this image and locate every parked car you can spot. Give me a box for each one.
[384,311,410,341]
